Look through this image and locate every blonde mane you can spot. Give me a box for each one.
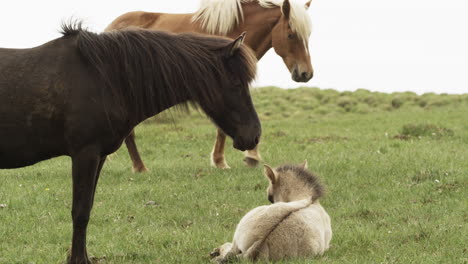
[192,0,312,41]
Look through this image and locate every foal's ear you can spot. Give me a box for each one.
[299,160,308,170]
[305,0,312,9]
[226,32,246,57]
[282,0,291,20]
[264,165,277,184]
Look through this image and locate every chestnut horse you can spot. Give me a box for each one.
[106,0,314,172]
[0,23,260,264]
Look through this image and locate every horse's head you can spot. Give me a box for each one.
[264,161,324,203]
[271,0,313,82]
[201,33,261,151]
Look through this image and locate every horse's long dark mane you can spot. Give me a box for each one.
[277,164,325,201]
[60,22,257,120]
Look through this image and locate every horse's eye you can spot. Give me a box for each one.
[288,33,294,39]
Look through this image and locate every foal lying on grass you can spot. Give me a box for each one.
[211,161,332,263]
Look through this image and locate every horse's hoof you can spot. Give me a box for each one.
[132,165,149,173]
[212,163,231,169]
[243,157,260,168]
[211,158,231,169]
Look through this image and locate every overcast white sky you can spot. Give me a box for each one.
[0,0,466,94]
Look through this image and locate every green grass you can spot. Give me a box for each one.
[1,88,467,263]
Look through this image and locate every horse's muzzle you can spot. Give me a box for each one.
[292,68,313,82]
[233,134,260,151]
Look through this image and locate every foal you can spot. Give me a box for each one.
[211,161,332,262]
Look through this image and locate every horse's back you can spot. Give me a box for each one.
[0,37,80,89]
[106,11,155,31]
[106,11,199,34]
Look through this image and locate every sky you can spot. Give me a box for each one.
[0,0,466,94]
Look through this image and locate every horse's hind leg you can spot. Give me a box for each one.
[125,129,148,173]
[68,147,104,264]
[243,145,262,167]
[211,128,230,169]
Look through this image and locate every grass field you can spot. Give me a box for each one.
[0,87,467,263]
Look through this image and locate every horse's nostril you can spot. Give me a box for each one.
[301,72,308,79]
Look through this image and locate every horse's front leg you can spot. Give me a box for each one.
[210,128,230,169]
[125,129,148,173]
[68,147,104,264]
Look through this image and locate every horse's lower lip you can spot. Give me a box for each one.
[233,140,258,151]
[292,74,311,83]
[291,69,313,82]
[233,142,247,151]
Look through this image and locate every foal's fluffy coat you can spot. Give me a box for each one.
[211,162,332,262]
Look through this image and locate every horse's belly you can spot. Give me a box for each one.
[0,128,67,169]
[0,151,60,168]
[0,141,65,169]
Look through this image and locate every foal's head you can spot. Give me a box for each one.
[264,160,324,203]
[271,0,313,82]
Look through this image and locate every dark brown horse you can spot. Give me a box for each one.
[106,0,314,171]
[0,23,260,264]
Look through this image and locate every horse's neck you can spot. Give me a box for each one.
[130,86,189,127]
[227,4,281,59]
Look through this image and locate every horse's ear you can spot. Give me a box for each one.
[226,32,246,57]
[300,160,308,170]
[305,0,312,9]
[264,165,277,184]
[282,0,291,20]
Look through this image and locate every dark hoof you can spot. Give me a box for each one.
[66,248,93,264]
[243,157,260,168]
[66,257,93,264]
